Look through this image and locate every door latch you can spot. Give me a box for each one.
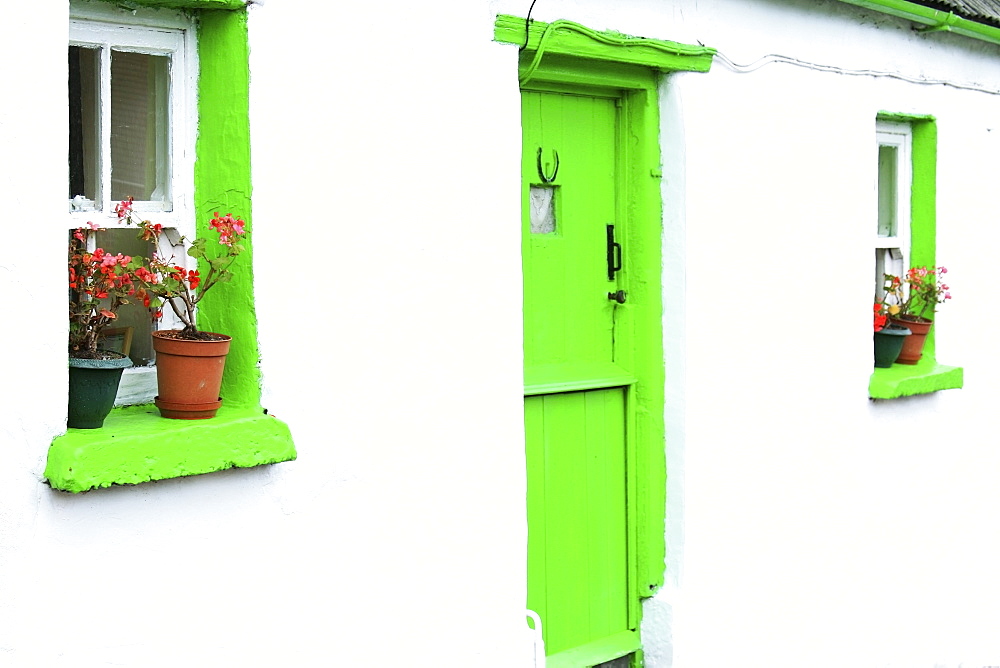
[607,290,627,304]
[606,224,622,281]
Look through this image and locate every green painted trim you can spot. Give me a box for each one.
[877,112,936,124]
[869,114,962,397]
[520,58,668,607]
[876,113,937,280]
[112,0,246,9]
[193,9,260,409]
[545,629,640,668]
[619,82,668,599]
[523,362,636,396]
[908,120,937,273]
[869,359,964,398]
[46,404,296,493]
[48,4,296,492]
[494,14,716,77]
[838,0,1000,47]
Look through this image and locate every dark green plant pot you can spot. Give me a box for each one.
[67,353,133,429]
[874,325,911,368]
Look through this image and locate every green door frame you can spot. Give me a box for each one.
[496,15,716,658]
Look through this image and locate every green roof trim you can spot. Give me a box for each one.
[494,15,716,75]
[839,0,1000,46]
[45,405,296,493]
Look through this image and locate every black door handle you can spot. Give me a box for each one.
[607,290,627,304]
[606,224,622,281]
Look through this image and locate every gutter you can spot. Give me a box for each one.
[838,0,1000,47]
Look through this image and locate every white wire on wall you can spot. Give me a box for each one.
[713,49,1000,96]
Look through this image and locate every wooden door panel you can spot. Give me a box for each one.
[521,91,618,370]
[522,88,632,662]
[525,388,628,655]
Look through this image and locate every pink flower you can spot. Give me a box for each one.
[210,213,247,246]
[114,198,134,220]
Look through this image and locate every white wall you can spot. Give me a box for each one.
[662,3,1000,664]
[8,0,1000,666]
[248,0,527,663]
[499,1,1000,666]
[1,1,527,665]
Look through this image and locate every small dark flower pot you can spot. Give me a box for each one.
[67,353,133,429]
[874,325,911,368]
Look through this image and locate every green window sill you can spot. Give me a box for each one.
[869,358,963,399]
[46,404,296,493]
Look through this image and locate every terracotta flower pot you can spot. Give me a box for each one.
[151,330,231,419]
[67,353,133,428]
[889,316,932,365]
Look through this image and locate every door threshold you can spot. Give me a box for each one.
[545,629,640,668]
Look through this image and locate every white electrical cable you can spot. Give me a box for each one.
[713,49,1000,96]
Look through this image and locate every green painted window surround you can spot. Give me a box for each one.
[48,2,296,493]
[869,113,963,399]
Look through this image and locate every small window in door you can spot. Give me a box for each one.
[529,185,558,234]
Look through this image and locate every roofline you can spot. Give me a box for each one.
[838,0,1000,47]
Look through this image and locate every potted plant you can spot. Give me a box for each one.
[873,301,910,368]
[881,265,951,365]
[116,198,248,419]
[67,223,155,428]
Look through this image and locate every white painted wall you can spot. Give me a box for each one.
[501,0,1000,666]
[7,0,1000,666]
[1,1,526,666]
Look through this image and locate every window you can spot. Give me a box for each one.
[49,3,297,493]
[68,2,197,404]
[869,114,963,398]
[875,121,911,301]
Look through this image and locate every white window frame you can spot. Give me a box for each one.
[69,2,198,405]
[875,121,912,301]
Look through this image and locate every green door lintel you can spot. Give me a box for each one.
[494,15,716,81]
[112,0,247,10]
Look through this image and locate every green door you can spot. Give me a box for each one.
[522,89,637,665]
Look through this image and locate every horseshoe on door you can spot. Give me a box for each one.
[536,147,560,183]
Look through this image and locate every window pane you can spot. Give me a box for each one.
[93,228,157,367]
[68,46,100,207]
[529,185,557,234]
[877,144,897,237]
[111,50,170,205]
